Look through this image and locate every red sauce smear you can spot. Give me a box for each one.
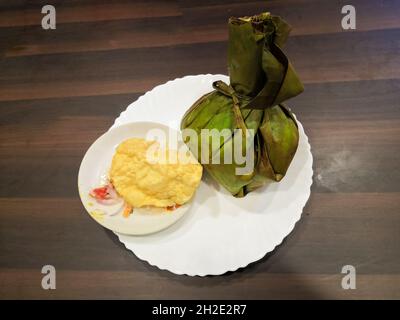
[90,186,109,200]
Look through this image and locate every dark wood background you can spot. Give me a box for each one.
[0,0,399,299]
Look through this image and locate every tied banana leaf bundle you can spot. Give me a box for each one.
[181,12,304,197]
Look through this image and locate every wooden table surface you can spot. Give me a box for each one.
[0,0,399,299]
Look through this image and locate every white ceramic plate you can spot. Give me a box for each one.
[113,74,313,276]
[78,122,194,235]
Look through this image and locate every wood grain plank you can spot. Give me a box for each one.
[0,1,181,27]
[3,0,400,57]
[0,79,399,197]
[0,0,134,11]
[0,193,399,276]
[1,269,399,299]
[2,17,204,57]
[0,134,399,197]
[1,116,399,154]
[286,29,400,84]
[0,78,397,124]
[0,77,173,102]
[1,27,400,101]
[0,93,140,121]
[182,0,400,36]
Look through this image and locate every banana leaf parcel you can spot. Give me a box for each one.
[181,13,304,197]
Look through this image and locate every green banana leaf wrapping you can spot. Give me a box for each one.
[181,12,304,197]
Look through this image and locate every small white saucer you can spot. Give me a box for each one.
[78,122,193,235]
